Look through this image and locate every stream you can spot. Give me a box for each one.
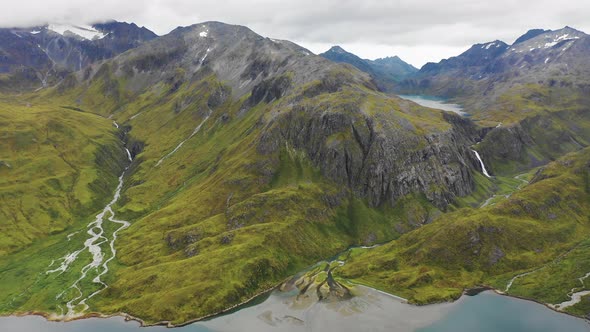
[155,111,211,167]
[45,124,132,318]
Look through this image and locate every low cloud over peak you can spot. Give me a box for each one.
[2,0,588,67]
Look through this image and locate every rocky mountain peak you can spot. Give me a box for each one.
[0,20,158,79]
[513,29,550,44]
[327,45,347,53]
[505,26,588,64]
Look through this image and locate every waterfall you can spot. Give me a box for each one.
[125,148,133,162]
[472,150,491,178]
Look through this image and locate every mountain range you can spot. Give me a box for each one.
[0,21,157,91]
[320,45,417,91]
[0,20,590,326]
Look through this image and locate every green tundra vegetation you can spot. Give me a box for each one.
[1,22,590,326]
[0,66,469,324]
[337,148,590,310]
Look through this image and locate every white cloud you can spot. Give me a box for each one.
[1,0,589,67]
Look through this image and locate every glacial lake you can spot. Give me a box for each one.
[1,289,589,332]
[398,95,467,116]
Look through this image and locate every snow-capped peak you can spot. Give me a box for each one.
[47,24,106,40]
[480,41,504,50]
[543,33,580,48]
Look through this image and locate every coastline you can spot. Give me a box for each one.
[4,283,590,328]
[5,283,278,328]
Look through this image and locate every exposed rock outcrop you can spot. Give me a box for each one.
[259,96,481,209]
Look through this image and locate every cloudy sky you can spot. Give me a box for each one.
[2,0,589,67]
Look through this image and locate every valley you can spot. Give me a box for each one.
[0,17,590,331]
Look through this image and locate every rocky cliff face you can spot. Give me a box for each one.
[72,22,485,210]
[476,108,590,174]
[258,88,481,209]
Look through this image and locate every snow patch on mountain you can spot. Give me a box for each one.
[48,24,106,40]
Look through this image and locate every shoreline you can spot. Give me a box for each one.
[4,283,590,328]
[490,288,590,324]
[5,283,279,328]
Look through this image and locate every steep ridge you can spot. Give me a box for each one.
[68,21,484,210]
[399,27,590,175]
[0,21,157,91]
[4,20,588,325]
[401,26,590,111]
[0,99,127,255]
[0,21,494,323]
[320,45,417,91]
[338,148,590,307]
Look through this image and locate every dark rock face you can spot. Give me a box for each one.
[489,246,505,265]
[220,233,235,245]
[166,229,202,250]
[478,108,590,173]
[259,100,480,209]
[513,29,550,44]
[479,124,532,163]
[420,40,509,75]
[246,74,292,106]
[207,84,232,109]
[0,30,52,73]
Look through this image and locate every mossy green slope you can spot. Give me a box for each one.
[0,97,125,255]
[3,21,589,325]
[338,148,590,308]
[0,41,478,324]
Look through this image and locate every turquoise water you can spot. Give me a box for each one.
[398,95,467,116]
[1,291,588,331]
[419,292,590,332]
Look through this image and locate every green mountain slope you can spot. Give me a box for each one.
[0,22,492,324]
[1,21,590,325]
[338,148,590,309]
[0,97,125,255]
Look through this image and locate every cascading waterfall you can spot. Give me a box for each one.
[472,149,491,178]
[125,148,132,162]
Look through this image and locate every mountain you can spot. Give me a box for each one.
[399,26,590,174]
[0,20,157,90]
[0,21,489,324]
[371,55,419,81]
[338,147,590,306]
[402,27,590,104]
[320,45,417,91]
[513,28,551,44]
[2,20,590,326]
[320,46,375,74]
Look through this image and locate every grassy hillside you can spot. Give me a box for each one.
[0,96,125,255]
[337,148,590,309]
[0,62,477,324]
[2,21,588,325]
